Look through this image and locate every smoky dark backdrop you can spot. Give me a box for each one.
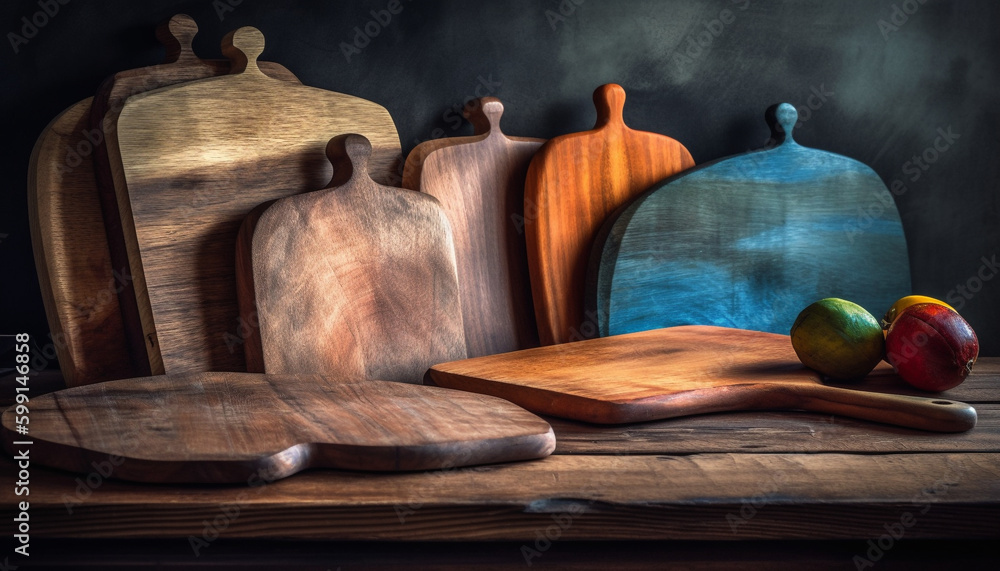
[1,0,997,359]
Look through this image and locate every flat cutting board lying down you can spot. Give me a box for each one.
[104,26,402,376]
[524,84,695,346]
[403,97,544,358]
[0,373,555,484]
[429,326,977,432]
[589,103,910,338]
[237,134,465,383]
[27,15,298,386]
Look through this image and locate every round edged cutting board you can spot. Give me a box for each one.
[1,372,555,484]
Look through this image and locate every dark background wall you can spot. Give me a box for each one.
[1,0,997,359]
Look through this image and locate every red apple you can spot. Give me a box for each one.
[885,303,979,391]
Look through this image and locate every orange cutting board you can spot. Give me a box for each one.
[403,97,544,357]
[428,326,977,432]
[104,26,403,376]
[236,134,465,384]
[1,372,555,483]
[524,84,695,346]
[27,15,298,386]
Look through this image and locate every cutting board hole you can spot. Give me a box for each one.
[932,400,953,405]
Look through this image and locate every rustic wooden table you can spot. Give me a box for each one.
[2,361,998,569]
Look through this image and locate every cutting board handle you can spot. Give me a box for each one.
[466,97,505,137]
[593,83,627,130]
[155,14,199,64]
[798,384,977,433]
[766,102,798,144]
[327,134,373,187]
[222,26,267,76]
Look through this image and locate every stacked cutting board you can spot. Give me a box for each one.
[11,17,976,484]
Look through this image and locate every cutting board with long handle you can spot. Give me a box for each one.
[26,15,299,386]
[236,134,465,383]
[429,325,977,432]
[1,372,555,484]
[402,97,544,357]
[589,103,911,338]
[104,26,403,376]
[524,84,695,347]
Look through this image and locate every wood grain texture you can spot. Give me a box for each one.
[550,405,1000,454]
[27,99,135,386]
[104,26,402,375]
[590,103,911,338]
[403,97,544,357]
[3,452,997,540]
[26,15,301,387]
[524,83,695,346]
[0,371,554,483]
[237,134,465,383]
[429,325,977,431]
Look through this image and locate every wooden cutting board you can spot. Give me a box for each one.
[27,98,134,386]
[524,83,695,346]
[104,26,403,376]
[589,104,910,338]
[0,372,555,483]
[26,15,299,386]
[402,97,544,358]
[428,325,977,432]
[236,134,465,383]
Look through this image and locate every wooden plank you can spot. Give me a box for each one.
[524,83,695,346]
[18,538,1000,570]
[590,103,909,338]
[403,97,544,357]
[3,453,997,540]
[430,326,977,432]
[550,405,1000,455]
[1,372,553,483]
[104,26,403,375]
[236,134,465,382]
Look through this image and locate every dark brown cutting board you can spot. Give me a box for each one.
[104,26,403,376]
[429,326,977,432]
[0,372,555,483]
[402,97,544,357]
[524,84,695,346]
[236,134,466,383]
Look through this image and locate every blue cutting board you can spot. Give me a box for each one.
[589,103,910,337]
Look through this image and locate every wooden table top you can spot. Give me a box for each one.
[2,360,998,543]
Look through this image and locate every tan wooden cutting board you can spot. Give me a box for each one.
[104,26,403,375]
[27,15,299,386]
